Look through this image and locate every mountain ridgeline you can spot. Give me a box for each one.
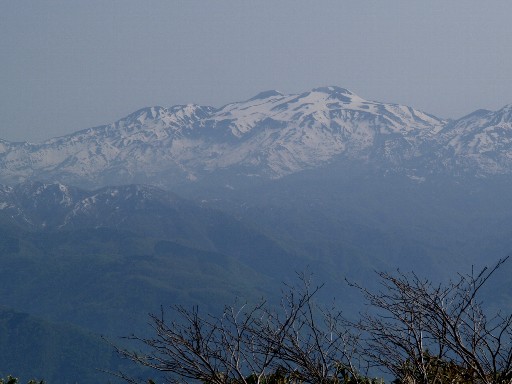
[2,86,512,383]
[2,86,512,188]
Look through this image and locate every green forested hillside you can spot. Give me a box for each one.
[0,307,132,383]
[2,173,512,382]
[0,198,294,382]
[189,166,512,278]
[0,226,281,336]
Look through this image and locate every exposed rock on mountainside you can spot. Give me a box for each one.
[1,86,512,188]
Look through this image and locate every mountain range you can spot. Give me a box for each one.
[2,87,512,383]
[2,86,512,189]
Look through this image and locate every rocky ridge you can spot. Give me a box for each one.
[1,86,511,188]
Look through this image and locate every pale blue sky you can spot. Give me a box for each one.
[1,0,512,142]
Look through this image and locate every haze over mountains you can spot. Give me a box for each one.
[2,86,512,383]
[2,86,512,189]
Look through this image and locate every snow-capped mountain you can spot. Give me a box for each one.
[0,86,510,188]
[432,104,512,176]
[0,181,181,230]
[0,180,295,274]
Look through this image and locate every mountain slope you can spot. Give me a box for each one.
[0,86,454,188]
[0,307,131,383]
[432,104,512,175]
[0,181,301,336]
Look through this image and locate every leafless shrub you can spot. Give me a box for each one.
[115,259,511,384]
[348,257,511,384]
[113,275,365,384]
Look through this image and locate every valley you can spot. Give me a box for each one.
[1,87,512,382]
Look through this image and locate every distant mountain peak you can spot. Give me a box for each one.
[308,86,358,104]
[248,90,284,101]
[1,86,512,187]
[459,109,493,120]
[168,104,215,120]
[312,86,354,95]
[168,103,213,113]
[495,104,512,119]
[128,106,167,120]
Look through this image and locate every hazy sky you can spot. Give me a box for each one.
[1,1,512,142]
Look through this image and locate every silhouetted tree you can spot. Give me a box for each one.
[113,275,367,384]
[348,256,511,384]
[0,376,44,384]
[116,259,511,384]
